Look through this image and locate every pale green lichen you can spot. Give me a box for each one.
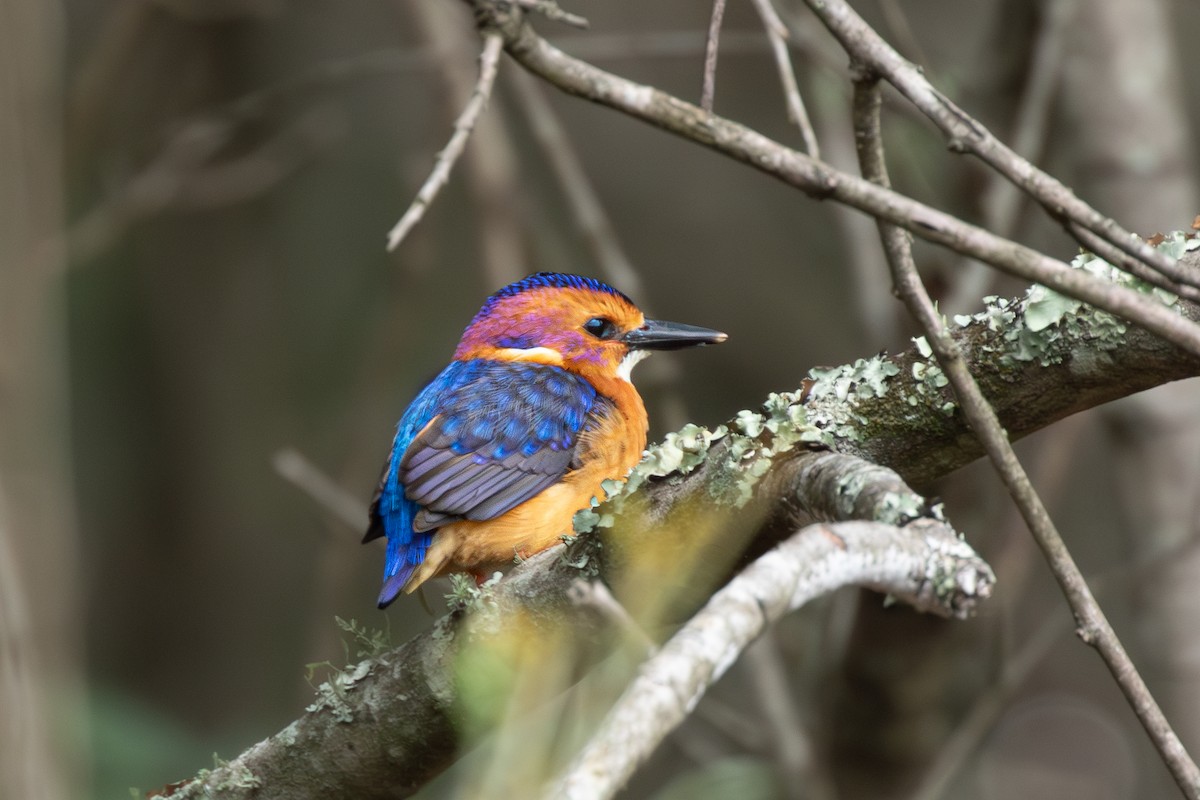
[959,233,1196,369]
[334,616,391,662]
[707,392,823,508]
[572,422,728,536]
[445,572,501,614]
[306,681,355,723]
[876,490,929,527]
[636,423,728,482]
[276,721,300,747]
[807,356,902,439]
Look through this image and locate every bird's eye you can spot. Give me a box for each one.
[582,316,619,340]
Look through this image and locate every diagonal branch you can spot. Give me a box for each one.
[548,518,992,800]
[748,0,820,157]
[700,0,728,113]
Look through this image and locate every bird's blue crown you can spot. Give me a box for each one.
[476,272,632,319]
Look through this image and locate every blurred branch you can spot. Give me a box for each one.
[0,486,63,800]
[272,448,366,533]
[463,0,1200,359]
[0,1,80,797]
[515,0,589,28]
[69,107,340,267]
[385,32,504,252]
[548,518,993,800]
[701,0,728,113]
[506,68,644,295]
[852,72,1200,798]
[749,0,819,157]
[744,635,834,800]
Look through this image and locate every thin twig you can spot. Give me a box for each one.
[744,635,836,800]
[700,0,728,113]
[506,68,643,296]
[547,519,994,800]
[749,0,819,157]
[515,0,589,28]
[908,611,1067,800]
[944,0,1077,314]
[877,0,929,67]
[567,579,657,656]
[805,0,1200,293]
[851,73,1200,800]
[1068,221,1200,302]
[272,448,366,533]
[386,32,504,252]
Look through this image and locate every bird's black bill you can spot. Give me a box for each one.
[622,318,728,351]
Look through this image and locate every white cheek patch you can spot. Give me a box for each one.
[616,349,651,382]
[495,346,565,365]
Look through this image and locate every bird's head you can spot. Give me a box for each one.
[454,272,726,385]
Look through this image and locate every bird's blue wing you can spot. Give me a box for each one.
[366,359,599,607]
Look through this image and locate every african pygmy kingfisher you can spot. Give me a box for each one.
[364,272,726,608]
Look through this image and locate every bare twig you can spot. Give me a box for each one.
[386,32,504,252]
[515,0,588,28]
[877,0,928,67]
[547,519,994,800]
[908,611,1067,800]
[1068,221,1200,302]
[466,1,1200,359]
[272,448,366,533]
[567,579,657,656]
[744,635,836,800]
[804,0,1200,292]
[506,68,643,296]
[700,0,728,113]
[944,0,1077,314]
[851,73,1200,800]
[749,0,819,157]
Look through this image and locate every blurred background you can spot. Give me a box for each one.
[4,0,1200,798]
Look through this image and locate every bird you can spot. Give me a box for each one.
[363,272,726,608]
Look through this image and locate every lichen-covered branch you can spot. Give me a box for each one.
[549,518,993,800]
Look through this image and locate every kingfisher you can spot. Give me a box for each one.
[364,272,726,608]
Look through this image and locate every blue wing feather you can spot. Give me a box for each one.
[367,359,599,607]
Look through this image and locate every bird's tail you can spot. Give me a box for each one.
[377,563,416,609]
